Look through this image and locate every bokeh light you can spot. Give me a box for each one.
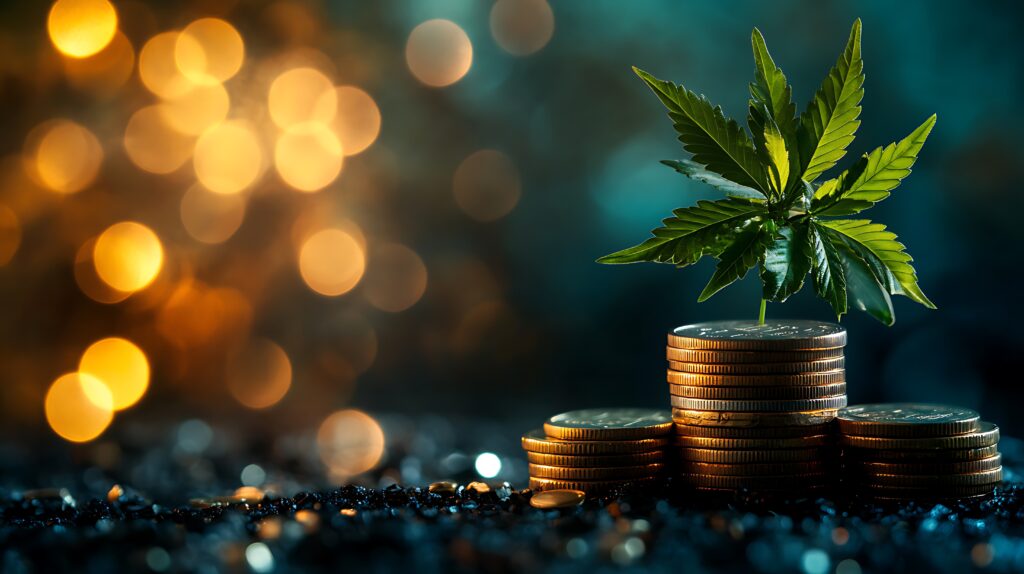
[24,119,103,194]
[268,67,336,129]
[79,337,150,410]
[123,105,195,174]
[175,18,245,84]
[405,19,473,87]
[474,452,502,478]
[62,30,134,97]
[93,221,164,293]
[138,31,192,98]
[362,243,428,312]
[179,184,246,244]
[298,229,365,296]
[226,339,292,409]
[490,0,555,56]
[193,120,264,194]
[159,82,230,135]
[0,205,20,266]
[44,372,114,442]
[323,86,381,156]
[452,149,522,221]
[47,0,118,59]
[156,282,252,350]
[316,409,385,477]
[74,236,131,304]
[274,123,343,192]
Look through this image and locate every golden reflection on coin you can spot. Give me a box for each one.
[672,409,839,428]
[428,481,458,495]
[526,451,664,467]
[837,403,980,438]
[667,370,846,387]
[521,429,668,455]
[676,446,830,464]
[838,422,998,450]
[674,434,832,449]
[865,467,1002,488]
[669,396,848,412]
[543,408,672,440]
[669,383,846,401]
[674,422,833,439]
[668,357,844,375]
[665,347,844,363]
[847,454,1002,475]
[842,444,999,462]
[529,489,585,509]
[527,462,664,480]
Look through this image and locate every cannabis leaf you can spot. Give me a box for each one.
[597,198,763,266]
[600,19,936,325]
[812,114,937,216]
[798,19,864,183]
[634,67,770,195]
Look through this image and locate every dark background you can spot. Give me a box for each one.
[1,0,1022,450]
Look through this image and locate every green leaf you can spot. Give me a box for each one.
[762,115,790,196]
[749,28,797,139]
[660,159,764,199]
[833,239,894,325]
[597,198,764,266]
[812,114,937,216]
[634,67,769,194]
[698,221,772,301]
[761,222,812,302]
[808,223,847,319]
[818,219,936,309]
[798,19,864,182]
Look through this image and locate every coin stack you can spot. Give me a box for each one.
[522,408,672,494]
[837,404,1003,500]
[667,320,848,494]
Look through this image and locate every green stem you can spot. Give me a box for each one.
[758,298,767,325]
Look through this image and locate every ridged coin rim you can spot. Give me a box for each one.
[837,403,981,438]
[670,396,848,412]
[666,347,844,363]
[674,422,834,438]
[674,434,833,449]
[678,460,828,476]
[839,422,999,449]
[845,454,1002,475]
[855,467,1002,487]
[529,476,659,493]
[521,429,668,455]
[528,462,665,480]
[841,444,999,462]
[675,446,832,463]
[543,409,673,440]
[672,408,839,428]
[667,369,846,387]
[669,383,847,400]
[668,357,845,375]
[526,451,665,467]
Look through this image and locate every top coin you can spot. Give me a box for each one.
[837,403,981,438]
[543,408,673,440]
[668,320,846,351]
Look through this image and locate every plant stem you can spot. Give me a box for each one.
[758,298,767,325]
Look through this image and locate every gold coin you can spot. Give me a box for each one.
[837,403,980,438]
[543,408,673,440]
[526,450,664,467]
[858,467,1002,488]
[674,434,832,449]
[529,489,586,509]
[427,481,458,495]
[665,347,844,363]
[668,320,846,351]
[668,357,844,375]
[667,369,846,387]
[846,454,1002,475]
[529,476,658,493]
[842,444,999,462]
[683,472,829,489]
[669,383,847,401]
[675,422,834,438]
[672,409,839,428]
[528,462,665,480]
[676,446,831,463]
[521,429,669,455]
[679,460,828,476]
[839,422,999,450]
[670,396,848,412]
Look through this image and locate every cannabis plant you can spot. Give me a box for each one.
[598,19,935,325]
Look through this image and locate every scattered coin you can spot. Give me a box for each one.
[543,408,673,441]
[665,347,844,363]
[838,422,999,450]
[667,320,847,351]
[666,370,846,387]
[427,481,458,496]
[529,489,586,509]
[668,382,847,400]
[668,357,844,375]
[526,450,664,467]
[527,462,664,480]
[669,396,848,412]
[521,429,669,455]
[836,403,981,438]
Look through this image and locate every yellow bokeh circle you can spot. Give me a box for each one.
[44,372,114,442]
[405,19,473,87]
[93,221,164,292]
[268,67,336,129]
[193,120,263,194]
[317,409,386,476]
[299,229,365,296]
[175,18,245,84]
[79,337,150,410]
[274,123,343,192]
[25,119,103,194]
[47,0,118,59]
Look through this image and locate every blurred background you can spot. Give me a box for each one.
[1,0,1022,494]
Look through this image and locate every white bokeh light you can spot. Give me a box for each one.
[474,452,501,478]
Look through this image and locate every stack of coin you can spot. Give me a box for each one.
[522,408,672,494]
[838,404,1003,500]
[667,320,848,493]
